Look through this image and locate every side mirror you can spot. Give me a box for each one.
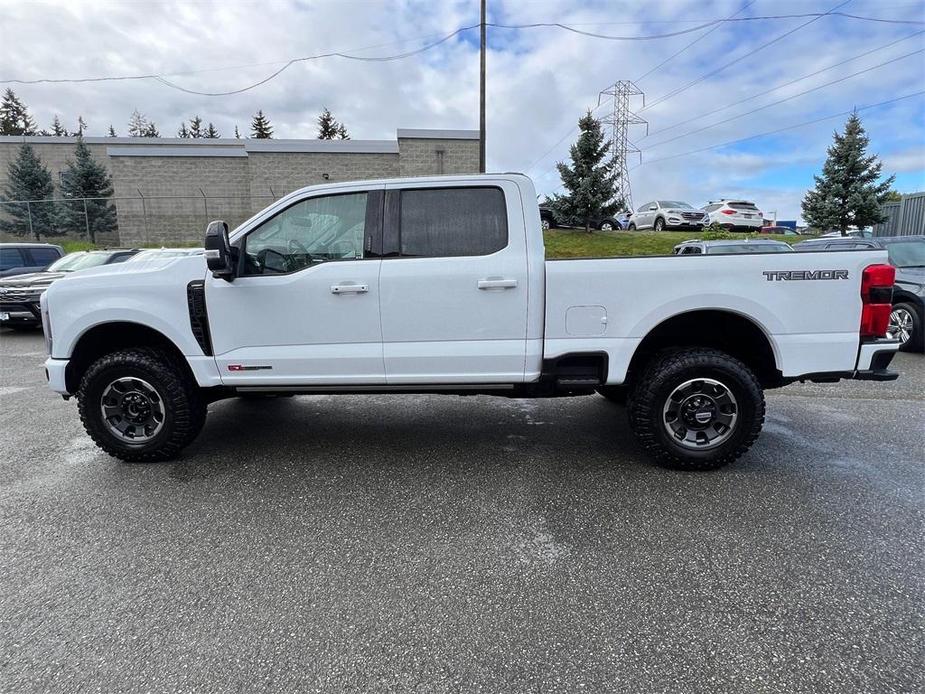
[204,220,235,281]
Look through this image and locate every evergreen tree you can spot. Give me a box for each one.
[0,144,56,240]
[108,124,117,137]
[234,125,241,139]
[205,122,220,138]
[128,109,148,137]
[317,108,338,139]
[802,113,895,235]
[0,88,37,135]
[57,137,117,242]
[337,123,350,140]
[142,122,159,138]
[76,116,87,136]
[548,111,620,232]
[50,115,69,136]
[177,122,191,138]
[251,110,273,139]
[188,115,204,138]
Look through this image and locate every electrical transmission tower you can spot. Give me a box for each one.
[598,81,647,212]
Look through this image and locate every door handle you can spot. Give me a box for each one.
[330,283,369,294]
[478,278,518,290]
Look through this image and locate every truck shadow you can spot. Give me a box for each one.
[178,392,660,475]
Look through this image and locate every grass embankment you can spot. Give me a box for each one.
[543,229,805,258]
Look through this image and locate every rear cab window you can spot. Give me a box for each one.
[396,187,507,257]
[0,248,25,270]
[27,248,62,266]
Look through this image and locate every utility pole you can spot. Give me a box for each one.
[598,81,646,212]
[479,0,486,173]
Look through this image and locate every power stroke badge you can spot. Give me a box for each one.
[763,270,849,281]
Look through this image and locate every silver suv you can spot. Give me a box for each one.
[627,201,707,231]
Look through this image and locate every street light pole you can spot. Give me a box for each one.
[479,0,486,173]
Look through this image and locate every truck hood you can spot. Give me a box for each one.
[0,271,67,289]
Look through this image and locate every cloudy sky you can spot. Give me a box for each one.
[1,0,923,221]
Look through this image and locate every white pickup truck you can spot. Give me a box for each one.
[42,174,900,470]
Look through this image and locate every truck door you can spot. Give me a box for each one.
[206,186,385,385]
[379,181,529,384]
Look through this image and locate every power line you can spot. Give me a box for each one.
[642,29,925,140]
[635,1,757,83]
[643,47,924,150]
[641,0,854,112]
[4,10,923,94]
[631,90,925,169]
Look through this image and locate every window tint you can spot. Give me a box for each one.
[636,202,652,213]
[728,202,758,210]
[704,204,721,212]
[399,187,506,257]
[682,246,703,254]
[244,192,368,274]
[0,248,25,270]
[28,248,61,266]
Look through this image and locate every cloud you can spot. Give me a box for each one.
[1,0,922,220]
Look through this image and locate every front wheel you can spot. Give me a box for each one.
[541,218,551,231]
[599,220,614,231]
[627,348,765,470]
[889,302,923,352]
[77,348,206,462]
[654,217,665,231]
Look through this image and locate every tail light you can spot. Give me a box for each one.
[720,209,736,215]
[860,263,895,339]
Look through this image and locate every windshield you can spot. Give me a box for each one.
[46,252,112,272]
[706,243,790,255]
[883,239,925,268]
[658,201,693,209]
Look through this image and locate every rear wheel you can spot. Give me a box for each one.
[627,348,765,470]
[77,348,206,462]
[627,223,637,231]
[889,302,923,352]
[541,218,551,231]
[599,220,615,231]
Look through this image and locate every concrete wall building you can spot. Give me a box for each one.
[0,129,479,245]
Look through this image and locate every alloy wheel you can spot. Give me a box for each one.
[662,378,739,450]
[888,306,913,344]
[100,377,166,443]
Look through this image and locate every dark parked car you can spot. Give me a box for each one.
[0,249,138,330]
[673,239,793,255]
[538,203,624,231]
[0,243,64,278]
[795,235,925,351]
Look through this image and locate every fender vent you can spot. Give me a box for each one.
[186,280,213,356]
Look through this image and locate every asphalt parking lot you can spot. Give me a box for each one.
[1,329,922,693]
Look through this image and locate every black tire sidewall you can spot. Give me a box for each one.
[629,349,765,469]
[655,218,664,231]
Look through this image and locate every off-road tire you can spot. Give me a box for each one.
[77,348,206,462]
[627,348,765,471]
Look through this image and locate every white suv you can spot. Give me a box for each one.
[627,201,708,231]
[702,200,764,231]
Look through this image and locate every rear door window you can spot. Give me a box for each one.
[399,187,507,257]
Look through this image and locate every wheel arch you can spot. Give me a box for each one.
[65,321,192,394]
[626,309,782,388]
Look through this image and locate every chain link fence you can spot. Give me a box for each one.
[0,192,281,247]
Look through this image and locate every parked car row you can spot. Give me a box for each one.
[540,198,769,233]
[0,244,203,330]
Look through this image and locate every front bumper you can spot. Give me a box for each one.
[45,357,69,395]
[0,301,41,326]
